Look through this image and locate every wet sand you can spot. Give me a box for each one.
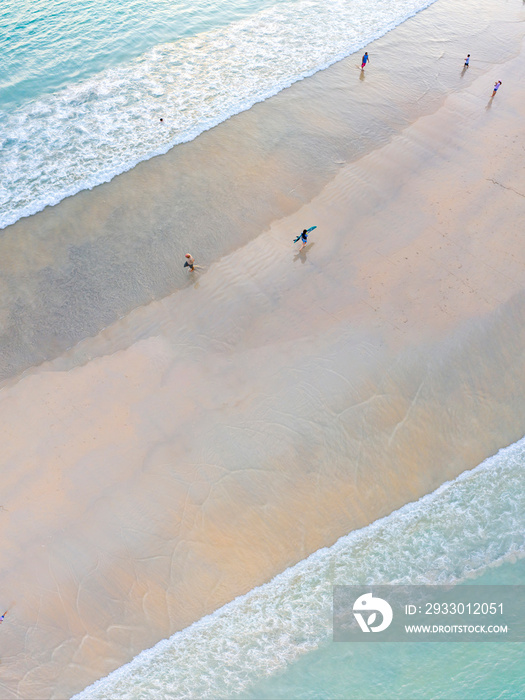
[1,0,525,698]
[1,0,523,382]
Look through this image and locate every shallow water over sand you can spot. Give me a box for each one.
[1,0,437,229]
[0,0,523,381]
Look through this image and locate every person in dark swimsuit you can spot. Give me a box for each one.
[298,230,309,250]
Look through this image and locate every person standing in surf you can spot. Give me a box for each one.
[361,52,369,70]
[184,253,195,271]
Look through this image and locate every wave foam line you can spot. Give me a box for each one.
[0,0,436,229]
[73,436,525,699]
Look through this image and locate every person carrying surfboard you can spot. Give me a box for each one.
[298,230,309,250]
[361,52,369,70]
[293,226,316,251]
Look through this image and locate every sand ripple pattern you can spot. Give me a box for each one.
[0,0,436,229]
[74,437,525,699]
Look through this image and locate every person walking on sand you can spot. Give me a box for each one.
[464,54,470,68]
[293,226,316,250]
[184,253,195,271]
[491,80,502,97]
[0,611,7,624]
[297,229,309,251]
[361,52,369,70]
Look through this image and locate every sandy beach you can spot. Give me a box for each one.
[1,0,525,697]
[1,0,523,383]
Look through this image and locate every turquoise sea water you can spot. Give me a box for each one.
[75,437,525,699]
[1,0,285,108]
[241,560,525,700]
[0,0,436,229]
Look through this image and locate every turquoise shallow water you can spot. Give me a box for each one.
[241,560,525,700]
[0,0,436,228]
[0,0,283,109]
[74,437,525,699]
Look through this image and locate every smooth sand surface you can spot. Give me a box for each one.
[1,3,525,699]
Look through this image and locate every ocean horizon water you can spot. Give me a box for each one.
[74,436,525,699]
[0,0,437,230]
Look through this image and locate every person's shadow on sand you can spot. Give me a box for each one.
[460,66,468,78]
[485,96,494,110]
[293,242,315,263]
[359,69,365,82]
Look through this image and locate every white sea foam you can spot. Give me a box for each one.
[73,436,525,699]
[0,0,436,230]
